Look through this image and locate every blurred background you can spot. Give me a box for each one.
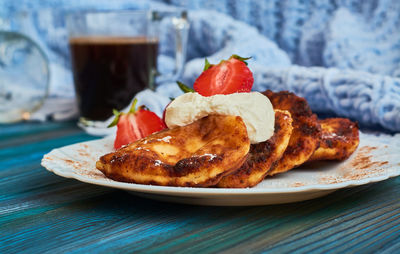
[1,0,399,132]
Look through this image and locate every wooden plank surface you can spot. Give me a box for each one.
[0,122,399,254]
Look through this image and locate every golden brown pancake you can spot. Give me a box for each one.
[309,118,359,161]
[216,110,293,188]
[262,90,321,176]
[96,115,250,187]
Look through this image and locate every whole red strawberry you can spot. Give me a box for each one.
[193,55,254,96]
[109,99,166,149]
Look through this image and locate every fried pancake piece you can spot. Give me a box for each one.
[262,90,313,119]
[262,90,321,176]
[96,115,250,187]
[309,118,359,161]
[216,110,293,188]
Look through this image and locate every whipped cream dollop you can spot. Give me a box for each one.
[164,92,275,144]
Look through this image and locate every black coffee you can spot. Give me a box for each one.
[69,36,158,120]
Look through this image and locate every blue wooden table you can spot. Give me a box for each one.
[1,121,399,253]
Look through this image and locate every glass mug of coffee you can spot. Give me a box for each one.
[67,10,189,125]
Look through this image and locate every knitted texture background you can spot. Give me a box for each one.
[253,66,400,132]
[161,0,400,76]
[1,0,399,131]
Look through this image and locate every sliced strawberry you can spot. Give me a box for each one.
[193,55,254,96]
[109,99,166,149]
[113,114,140,149]
[135,107,166,137]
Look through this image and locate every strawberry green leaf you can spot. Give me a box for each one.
[112,109,120,116]
[177,81,194,93]
[109,98,139,127]
[203,58,212,71]
[231,55,252,65]
[108,110,122,128]
[129,98,138,113]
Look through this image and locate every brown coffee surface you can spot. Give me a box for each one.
[69,36,158,120]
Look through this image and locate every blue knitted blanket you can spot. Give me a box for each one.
[2,0,400,132]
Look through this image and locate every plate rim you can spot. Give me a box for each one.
[41,148,400,196]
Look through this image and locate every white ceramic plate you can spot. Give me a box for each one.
[41,132,400,206]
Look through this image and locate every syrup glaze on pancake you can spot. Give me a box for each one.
[96,115,250,187]
[96,90,360,188]
[216,110,293,188]
[262,90,321,176]
[309,118,359,161]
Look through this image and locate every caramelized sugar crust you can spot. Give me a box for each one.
[309,118,360,161]
[97,90,360,188]
[96,115,250,187]
[262,90,322,176]
[217,110,293,188]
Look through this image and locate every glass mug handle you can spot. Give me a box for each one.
[152,11,189,85]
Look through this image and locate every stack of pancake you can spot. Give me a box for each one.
[96,90,359,188]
